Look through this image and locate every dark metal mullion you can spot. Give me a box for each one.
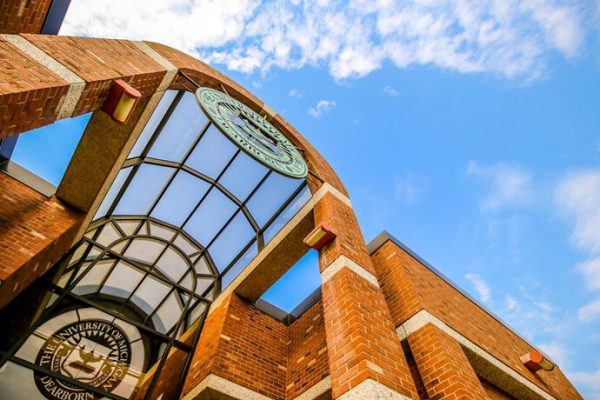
[174,307,209,397]
[216,180,307,279]
[258,180,308,241]
[48,284,194,352]
[187,165,273,281]
[217,238,257,281]
[6,355,125,400]
[86,236,203,299]
[134,119,214,326]
[0,250,110,367]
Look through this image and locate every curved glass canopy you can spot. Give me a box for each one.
[0,88,311,400]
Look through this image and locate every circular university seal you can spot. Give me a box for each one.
[196,87,308,179]
[34,319,132,400]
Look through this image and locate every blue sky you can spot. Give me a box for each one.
[9,0,600,397]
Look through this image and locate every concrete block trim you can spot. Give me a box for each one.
[134,41,178,92]
[397,310,557,400]
[321,255,380,288]
[1,34,85,119]
[312,182,351,207]
[292,376,331,400]
[336,379,412,400]
[182,373,274,400]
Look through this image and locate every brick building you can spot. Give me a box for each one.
[0,3,584,400]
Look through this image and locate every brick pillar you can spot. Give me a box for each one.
[315,191,418,399]
[407,323,490,400]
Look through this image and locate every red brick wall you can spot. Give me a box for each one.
[183,295,289,399]
[0,173,83,308]
[0,36,68,139]
[0,0,52,34]
[287,300,329,399]
[371,240,583,400]
[23,35,167,116]
[408,323,489,400]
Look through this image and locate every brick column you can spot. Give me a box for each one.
[315,191,418,399]
[407,323,489,400]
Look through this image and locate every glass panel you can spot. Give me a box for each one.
[194,256,212,276]
[131,275,171,315]
[187,301,207,326]
[113,164,173,216]
[149,221,176,241]
[246,173,302,227]
[173,234,201,256]
[95,221,122,247]
[147,91,208,162]
[115,219,142,236]
[221,241,258,288]
[101,261,145,298]
[263,185,311,243]
[218,151,268,201]
[57,270,73,288]
[152,290,183,334]
[195,277,214,296]
[129,90,178,158]
[155,247,189,282]
[208,212,255,272]
[0,360,55,399]
[181,271,194,291]
[72,260,114,295]
[124,238,166,265]
[184,189,237,245]
[185,124,237,179]
[151,170,210,226]
[94,166,132,219]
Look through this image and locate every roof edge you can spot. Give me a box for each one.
[367,231,552,362]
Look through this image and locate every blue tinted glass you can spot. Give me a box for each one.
[152,171,210,226]
[208,212,255,272]
[185,124,237,179]
[260,251,320,313]
[147,91,208,162]
[94,166,132,219]
[221,241,258,289]
[113,164,173,215]
[128,90,178,158]
[246,173,302,227]
[263,185,311,243]
[184,189,237,245]
[219,152,268,202]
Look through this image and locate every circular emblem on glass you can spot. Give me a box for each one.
[196,87,308,179]
[34,319,132,399]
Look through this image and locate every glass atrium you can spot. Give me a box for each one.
[0,89,311,400]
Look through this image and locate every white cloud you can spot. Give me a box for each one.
[394,177,424,205]
[538,342,568,366]
[555,170,600,253]
[570,367,600,400]
[578,298,600,322]
[61,0,586,80]
[555,170,600,323]
[308,99,336,117]
[467,161,534,211]
[577,257,600,291]
[383,86,399,96]
[465,273,491,303]
[506,294,520,311]
[288,89,301,98]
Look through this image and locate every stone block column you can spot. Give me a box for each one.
[407,322,489,399]
[314,189,418,400]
